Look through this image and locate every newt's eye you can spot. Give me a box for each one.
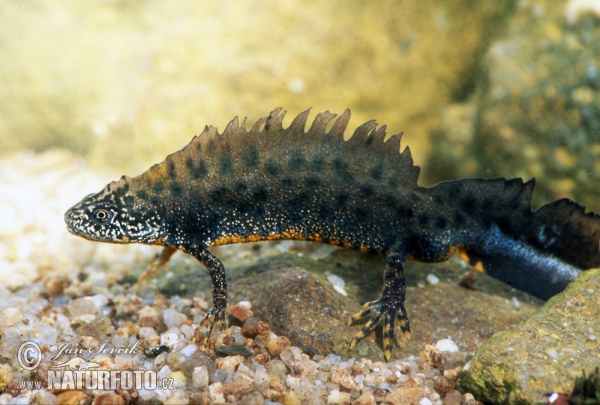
[93,208,111,223]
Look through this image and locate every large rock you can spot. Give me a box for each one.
[457,268,600,404]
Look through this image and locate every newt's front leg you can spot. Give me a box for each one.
[349,251,411,361]
[181,243,229,342]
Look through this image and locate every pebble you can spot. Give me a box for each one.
[162,308,187,328]
[193,366,209,389]
[436,339,459,353]
[0,308,23,326]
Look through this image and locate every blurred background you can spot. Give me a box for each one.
[0,0,599,208]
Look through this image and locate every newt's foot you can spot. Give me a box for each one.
[348,296,411,361]
[199,305,229,346]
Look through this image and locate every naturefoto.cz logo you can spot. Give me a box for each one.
[17,341,174,391]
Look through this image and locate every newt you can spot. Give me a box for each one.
[64,108,600,360]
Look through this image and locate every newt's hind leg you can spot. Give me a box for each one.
[136,246,178,290]
[349,252,410,361]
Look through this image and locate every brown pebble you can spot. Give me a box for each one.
[385,387,426,405]
[222,378,255,398]
[55,390,88,405]
[331,368,356,390]
[255,353,269,366]
[433,375,455,393]
[443,390,465,405]
[257,321,270,336]
[265,336,290,356]
[242,316,259,338]
[228,304,254,322]
[138,316,161,329]
[353,389,376,405]
[459,271,478,289]
[421,344,440,367]
[222,334,235,346]
[269,381,287,393]
[443,366,462,381]
[5,381,20,397]
[92,392,125,405]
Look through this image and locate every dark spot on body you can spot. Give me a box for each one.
[311,155,324,172]
[481,198,494,212]
[370,163,384,181]
[151,196,161,206]
[290,152,305,171]
[153,181,165,194]
[170,182,183,197]
[220,156,233,176]
[137,190,148,200]
[355,207,369,220]
[435,217,447,230]
[191,161,208,179]
[281,176,295,188]
[360,185,375,198]
[210,186,230,202]
[305,177,320,189]
[418,213,429,225]
[167,161,176,179]
[252,186,269,202]
[265,161,279,176]
[195,142,202,153]
[497,217,514,235]
[243,146,260,169]
[388,177,399,188]
[318,204,334,223]
[365,136,374,146]
[287,193,310,225]
[234,181,248,196]
[337,194,350,208]
[385,194,397,207]
[333,157,354,183]
[454,212,465,226]
[461,197,476,212]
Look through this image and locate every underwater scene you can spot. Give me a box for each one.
[0,1,599,404]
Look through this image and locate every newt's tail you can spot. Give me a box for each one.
[437,178,600,299]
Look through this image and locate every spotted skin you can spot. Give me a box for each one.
[65,108,600,360]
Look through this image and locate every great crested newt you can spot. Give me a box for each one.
[64,108,600,360]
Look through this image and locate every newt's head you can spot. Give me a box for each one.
[64,176,164,244]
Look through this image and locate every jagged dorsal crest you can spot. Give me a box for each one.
[137,108,419,191]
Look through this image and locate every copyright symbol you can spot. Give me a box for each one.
[17,341,42,370]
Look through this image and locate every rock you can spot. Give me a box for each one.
[457,268,600,404]
[0,364,13,391]
[215,355,244,370]
[227,252,541,360]
[385,387,426,405]
[193,366,209,389]
[222,378,255,398]
[92,392,125,405]
[55,390,88,405]
[352,389,376,405]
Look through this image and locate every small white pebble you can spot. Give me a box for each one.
[327,275,347,296]
[160,333,180,347]
[193,366,209,389]
[327,389,352,404]
[548,392,560,403]
[426,274,439,285]
[236,300,252,309]
[435,339,458,353]
[589,335,596,341]
[180,344,197,357]
[511,296,520,308]
[419,398,433,405]
[546,349,559,360]
[0,308,23,326]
